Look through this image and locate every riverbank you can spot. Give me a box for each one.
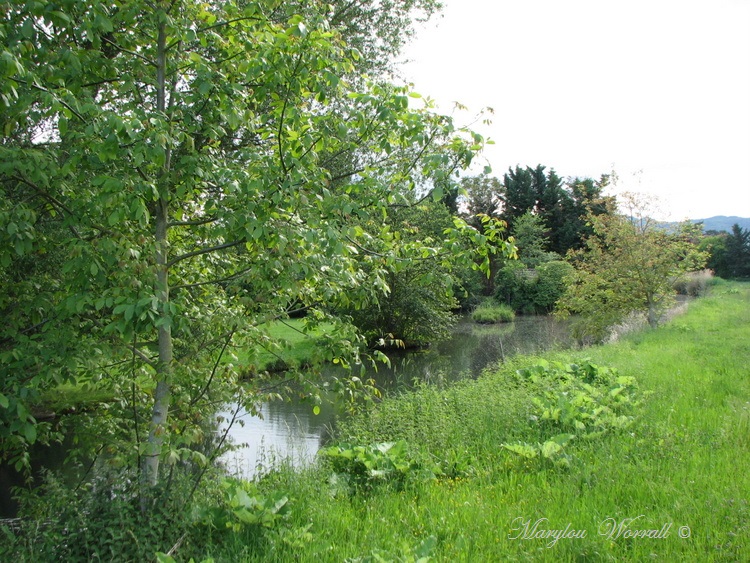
[183,280,749,561]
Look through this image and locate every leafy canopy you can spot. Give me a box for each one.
[0,0,506,489]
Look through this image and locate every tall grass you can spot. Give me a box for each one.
[470,299,516,324]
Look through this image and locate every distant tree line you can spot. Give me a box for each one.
[699,224,750,279]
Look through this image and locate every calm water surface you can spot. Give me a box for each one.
[218,315,573,477]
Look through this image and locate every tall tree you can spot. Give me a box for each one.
[0,0,502,499]
[510,210,557,268]
[554,174,613,254]
[497,165,612,256]
[500,165,537,226]
[725,224,750,278]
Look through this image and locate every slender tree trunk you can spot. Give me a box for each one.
[646,294,659,328]
[142,16,172,493]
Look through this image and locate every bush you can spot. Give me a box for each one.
[494,261,530,310]
[534,260,574,312]
[495,260,573,314]
[4,468,195,562]
[673,269,715,296]
[319,440,442,493]
[471,300,515,323]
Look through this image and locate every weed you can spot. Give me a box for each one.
[320,440,442,493]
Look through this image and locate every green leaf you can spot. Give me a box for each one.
[22,422,37,444]
[502,443,538,458]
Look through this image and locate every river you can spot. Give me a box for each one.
[217,314,573,478]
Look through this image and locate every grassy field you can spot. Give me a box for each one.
[234,319,335,373]
[188,281,750,562]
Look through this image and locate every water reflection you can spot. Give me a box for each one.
[219,315,573,478]
[217,397,337,478]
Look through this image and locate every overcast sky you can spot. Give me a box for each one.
[398,0,750,220]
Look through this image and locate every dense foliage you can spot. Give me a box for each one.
[557,194,707,341]
[494,260,574,315]
[0,0,513,503]
[700,223,750,279]
[460,166,613,297]
[341,201,494,347]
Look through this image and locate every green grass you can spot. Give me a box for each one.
[186,281,750,562]
[470,300,516,324]
[236,319,335,373]
[37,383,119,413]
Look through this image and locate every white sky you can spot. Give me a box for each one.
[399,0,750,220]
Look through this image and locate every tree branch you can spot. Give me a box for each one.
[189,325,236,408]
[171,266,255,291]
[15,80,87,123]
[101,35,157,67]
[168,216,218,227]
[196,16,263,35]
[167,239,246,267]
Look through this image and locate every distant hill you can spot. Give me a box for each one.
[692,216,750,233]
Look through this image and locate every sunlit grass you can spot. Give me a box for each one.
[195,281,750,562]
[234,318,334,372]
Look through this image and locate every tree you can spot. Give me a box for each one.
[461,173,503,230]
[500,166,537,226]
[459,173,506,295]
[510,211,558,268]
[556,193,707,342]
[699,233,730,278]
[495,165,613,256]
[552,174,613,254]
[1,0,504,503]
[724,224,750,278]
[344,201,466,347]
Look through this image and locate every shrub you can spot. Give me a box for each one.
[673,269,715,297]
[534,260,574,312]
[494,261,530,310]
[495,260,573,314]
[319,440,442,493]
[501,360,642,468]
[5,468,195,562]
[192,477,291,531]
[471,300,515,323]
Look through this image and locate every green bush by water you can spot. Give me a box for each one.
[470,300,515,323]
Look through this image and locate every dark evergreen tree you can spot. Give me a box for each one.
[699,233,730,278]
[498,166,612,256]
[725,224,750,278]
[500,166,537,226]
[556,175,614,253]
